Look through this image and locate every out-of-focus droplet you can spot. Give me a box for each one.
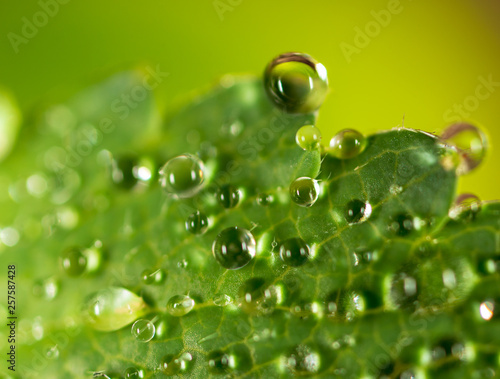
[216,184,240,208]
[389,214,416,236]
[84,287,146,331]
[26,173,48,198]
[0,227,20,247]
[33,277,60,300]
[159,154,205,198]
[296,125,322,150]
[160,352,194,375]
[283,345,321,374]
[131,319,155,342]
[264,52,328,114]
[441,122,487,175]
[166,295,195,317]
[0,90,21,162]
[239,278,282,315]
[289,177,319,207]
[60,248,87,277]
[141,268,166,285]
[479,300,495,321]
[449,193,481,221]
[328,129,367,159]
[185,210,209,234]
[45,345,59,359]
[345,199,372,224]
[123,367,144,378]
[213,293,233,307]
[207,351,235,373]
[279,238,311,267]
[212,227,256,269]
[257,193,273,206]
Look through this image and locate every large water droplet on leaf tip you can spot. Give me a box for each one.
[264,52,328,114]
[328,129,367,159]
[159,154,205,198]
[212,227,256,269]
[296,124,322,150]
[289,177,319,207]
[441,122,487,175]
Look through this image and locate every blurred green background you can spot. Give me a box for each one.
[0,0,498,199]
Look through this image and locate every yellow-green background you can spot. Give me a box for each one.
[0,0,499,199]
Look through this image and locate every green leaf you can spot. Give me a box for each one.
[0,71,499,379]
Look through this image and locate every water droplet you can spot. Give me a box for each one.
[159,154,205,198]
[213,293,233,307]
[131,319,155,342]
[160,352,194,375]
[239,278,281,315]
[479,300,495,321]
[442,268,457,289]
[279,238,311,267]
[84,287,146,331]
[60,247,87,277]
[328,129,367,159]
[33,277,60,300]
[212,227,256,269]
[216,184,240,208]
[45,345,59,359]
[290,301,322,318]
[449,193,481,221]
[431,338,467,362]
[283,345,321,374]
[26,173,48,198]
[123,367,144,378]
[111,155,141,189]
[289,177,319,207]
[207,351,235,373]
[441,122,487,174]
[177,259,188,269]
[0,227,20,247]
[389,214,415,236]
[345,199,372,224]
[296,125,322,150]
[257,193,273,206]
[389,272,419,309]
[264,52,328,114]
[141,268,166,285]
[166,295,195,317]
[154,316,168,339]
[185,210,209,234]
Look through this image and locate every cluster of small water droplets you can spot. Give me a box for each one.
[283,345,321,375]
